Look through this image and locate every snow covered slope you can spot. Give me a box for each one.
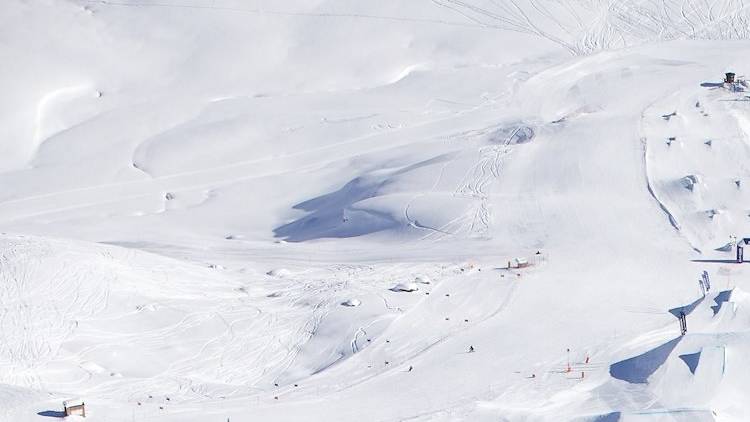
[4,1,750,421]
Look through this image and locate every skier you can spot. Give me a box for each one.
[468,346,475,353]
[408,366,413,372]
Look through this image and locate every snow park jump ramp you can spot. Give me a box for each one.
[598,288,750,422]
[5,1,750,421]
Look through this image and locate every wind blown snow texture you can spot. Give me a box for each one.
[3,0,750,421]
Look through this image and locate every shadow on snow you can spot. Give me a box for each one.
[37,411,65,418]
[609,337,682,384]
[273,153,457,242]
[679,351,701,374]
[711,290,732,315]
[668,296,704,318]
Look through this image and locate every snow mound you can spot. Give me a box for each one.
[681,174,700,191]
[267,268,292,278]
[341,298,362,307]
[414,275,432,284]
[391,282,419,292]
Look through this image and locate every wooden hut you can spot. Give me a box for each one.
[63,399,85,417]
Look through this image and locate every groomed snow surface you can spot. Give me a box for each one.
[4,0,750,421]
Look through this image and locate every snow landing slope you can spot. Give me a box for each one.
[4,1,750,421]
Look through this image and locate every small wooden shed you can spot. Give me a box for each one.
[63,399,85,417]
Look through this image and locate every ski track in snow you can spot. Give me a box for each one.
[433,0,750,55]
[449,125,517,239]
[0,92,495,224]
[0,240,510,410]
[84,0,483,28]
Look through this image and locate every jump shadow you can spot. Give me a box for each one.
[593,412,622,422]
[668,296,704,318]
[711,290,733,315]
[37,411,65,418]
[690,259,739,264]
[679,351,701,374]
[609,337,682,384]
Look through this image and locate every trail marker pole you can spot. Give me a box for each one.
[737,244,744,263]
[679,312,687,336]
[702,271,711,291]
